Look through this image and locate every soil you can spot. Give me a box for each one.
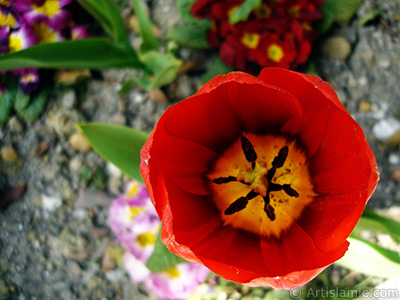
[1,0,400,299]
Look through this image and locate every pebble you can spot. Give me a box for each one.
[61,90,76,109]
[372,118,400,140]
[391,169,400,184]
[41,195,63,212]
[69,131,91,153]
[389,153,400,165]
[320,36,352,60]
[1,145,18,163]
[8,117,23,133]
[106,162,122,178]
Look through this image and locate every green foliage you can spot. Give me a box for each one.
[168,24,210,49]
[0,89,16,124]
[316,0,364,33]
[176,0,211,29]
[337,236,400,278]
[132,0,158,53]
[15,89,48,123]
[81,166,106,190]
[337,209,400,278]
[79,123,149,183]
[146,232,186,273]
[0,38,145,72]
[229,0,262,25]
[200,56,234,84]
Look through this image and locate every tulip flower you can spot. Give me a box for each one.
[140,67,379,289]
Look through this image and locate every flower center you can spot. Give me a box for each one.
[137,232,157,247]
[241,32,260,49]
[33,0,61,18]
[267,44,284,62]
[208,134,315,238]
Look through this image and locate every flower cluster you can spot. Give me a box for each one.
[192,0,323,72]
[109,181,211,299]
[0,0,89,94]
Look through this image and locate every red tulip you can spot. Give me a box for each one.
[140,68,379,289]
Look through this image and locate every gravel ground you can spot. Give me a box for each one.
[1,0,400,299]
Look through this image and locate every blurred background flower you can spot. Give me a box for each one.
[192,0,323,72]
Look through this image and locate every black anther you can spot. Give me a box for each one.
[241,136,257,164]
[283,184,299,197]
[224,197,248,215]
[272,146,289,169]
[213,176,237,184]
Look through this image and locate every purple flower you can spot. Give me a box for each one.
[0,26,10,54]
[14,0,72,31]
[19,69,39,94]
[70,24,89,40]
[33,22,65,43]
[8,24,38,52]
[0,5,19,28]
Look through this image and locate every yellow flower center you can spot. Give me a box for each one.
[254,4,271,18]
[241,32,260,49]
[164,266,181,279]
[267,44,284,62]
[208,134,315,238]
[126,181,140,198]
[289,5,300,18]
[33,0,61,18]
[8,35,22,53]
[33,23,57,44]
[137,232,157,247]
[127,206,144,221]
[0,12,16,27]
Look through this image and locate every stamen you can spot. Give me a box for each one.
[225,197,248,215]
[263,194,276,221]
[241,136,257,164]
[272,146,289,168]
[269,183,283,192]
[213,176,237,184]
[283,184,299,197]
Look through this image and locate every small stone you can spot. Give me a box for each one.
[101,251,115,272]
[389,153,400,165]
[359,100,372,112]
[61,90,76,109]
[391,169,400,184]
[8,117,23,133]
[110,113,126,125]
[149,89,169,103]
[1,145,18,163]
[372,118,400,140]
[42,195,62,212]
[106,162,122,178]
[320,36,352,60]
[69,131,91,153]
[76,189,112,208]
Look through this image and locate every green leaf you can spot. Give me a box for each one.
[76,0,114,37]
[176,0,211,29]
[229,0,262,25]
[337,236,400,278]
[358,8,382,27]
[132,0,158,53]
[354,209,400,242]
[141,51,182,89]
[168,24,210,49]
[0,89,16,124]
[146,232,187,273]
[200,56,234,84]
[15,90,48,122]
[0,38,146,72]
[316,0,364,33]
[100,0,131,46]
[119,76,151,97]
[79,123,149,183]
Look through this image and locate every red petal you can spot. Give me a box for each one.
[298,110,378,252]
[164,72,302,153]
[258,67,351,157]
